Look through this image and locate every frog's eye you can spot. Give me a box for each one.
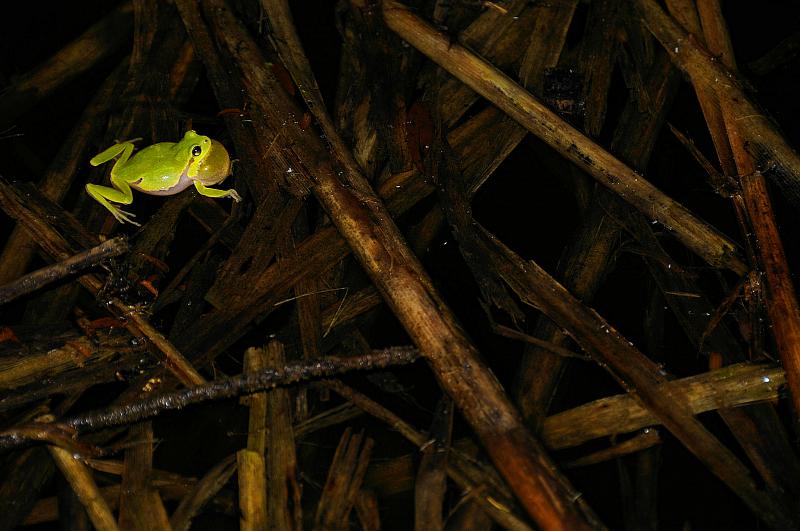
[191,145,202,157]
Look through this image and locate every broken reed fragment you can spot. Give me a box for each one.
[48,445,119,531]
[314,428,373,529]
[170,454,237,531]
[117,422,172,529]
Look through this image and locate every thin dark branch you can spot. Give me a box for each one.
[0,237,128,305]
[0,347,419,453]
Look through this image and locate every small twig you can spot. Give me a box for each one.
[273,286,348,307]
[668,123,737,197]
[4,424,100,458]
[323,286,349,338]
[492,324,590,360]
[699,273,750,353]
[563,429,661,469]
[0,237,129,305]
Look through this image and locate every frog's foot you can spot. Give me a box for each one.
[85,183,139,226]
[110,207,140,227]
[192,181,242,202]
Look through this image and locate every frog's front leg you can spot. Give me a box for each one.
[85,175,140,226]
[89,141,135,167]
[193,181,242,202]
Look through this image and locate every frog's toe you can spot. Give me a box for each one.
[112,208,140,226]
[228,190,242,202]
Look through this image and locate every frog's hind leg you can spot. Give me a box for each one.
[85,175,140,226]
[89,141,135,167]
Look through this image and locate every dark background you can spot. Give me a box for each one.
[1,1,799,529]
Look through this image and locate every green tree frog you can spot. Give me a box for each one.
[87,130,241,226]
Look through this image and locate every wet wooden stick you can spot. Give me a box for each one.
[176,2,605,528]
[662,0,800,495]
[414,398,452,531]
[473,224,799,529]
[0,236,128,305]
[562,430,662,469]
[542,362,785,450]
[635,0,800,210]
[0,181,205,387]
[695,0,800,425]
[381,0,746,275]
[237,451,267,531]
[314,428,373,530]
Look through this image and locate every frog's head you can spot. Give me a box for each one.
[182,130,212,166]
[194,140,232,186]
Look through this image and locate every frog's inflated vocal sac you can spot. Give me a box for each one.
[87,130,241,226]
